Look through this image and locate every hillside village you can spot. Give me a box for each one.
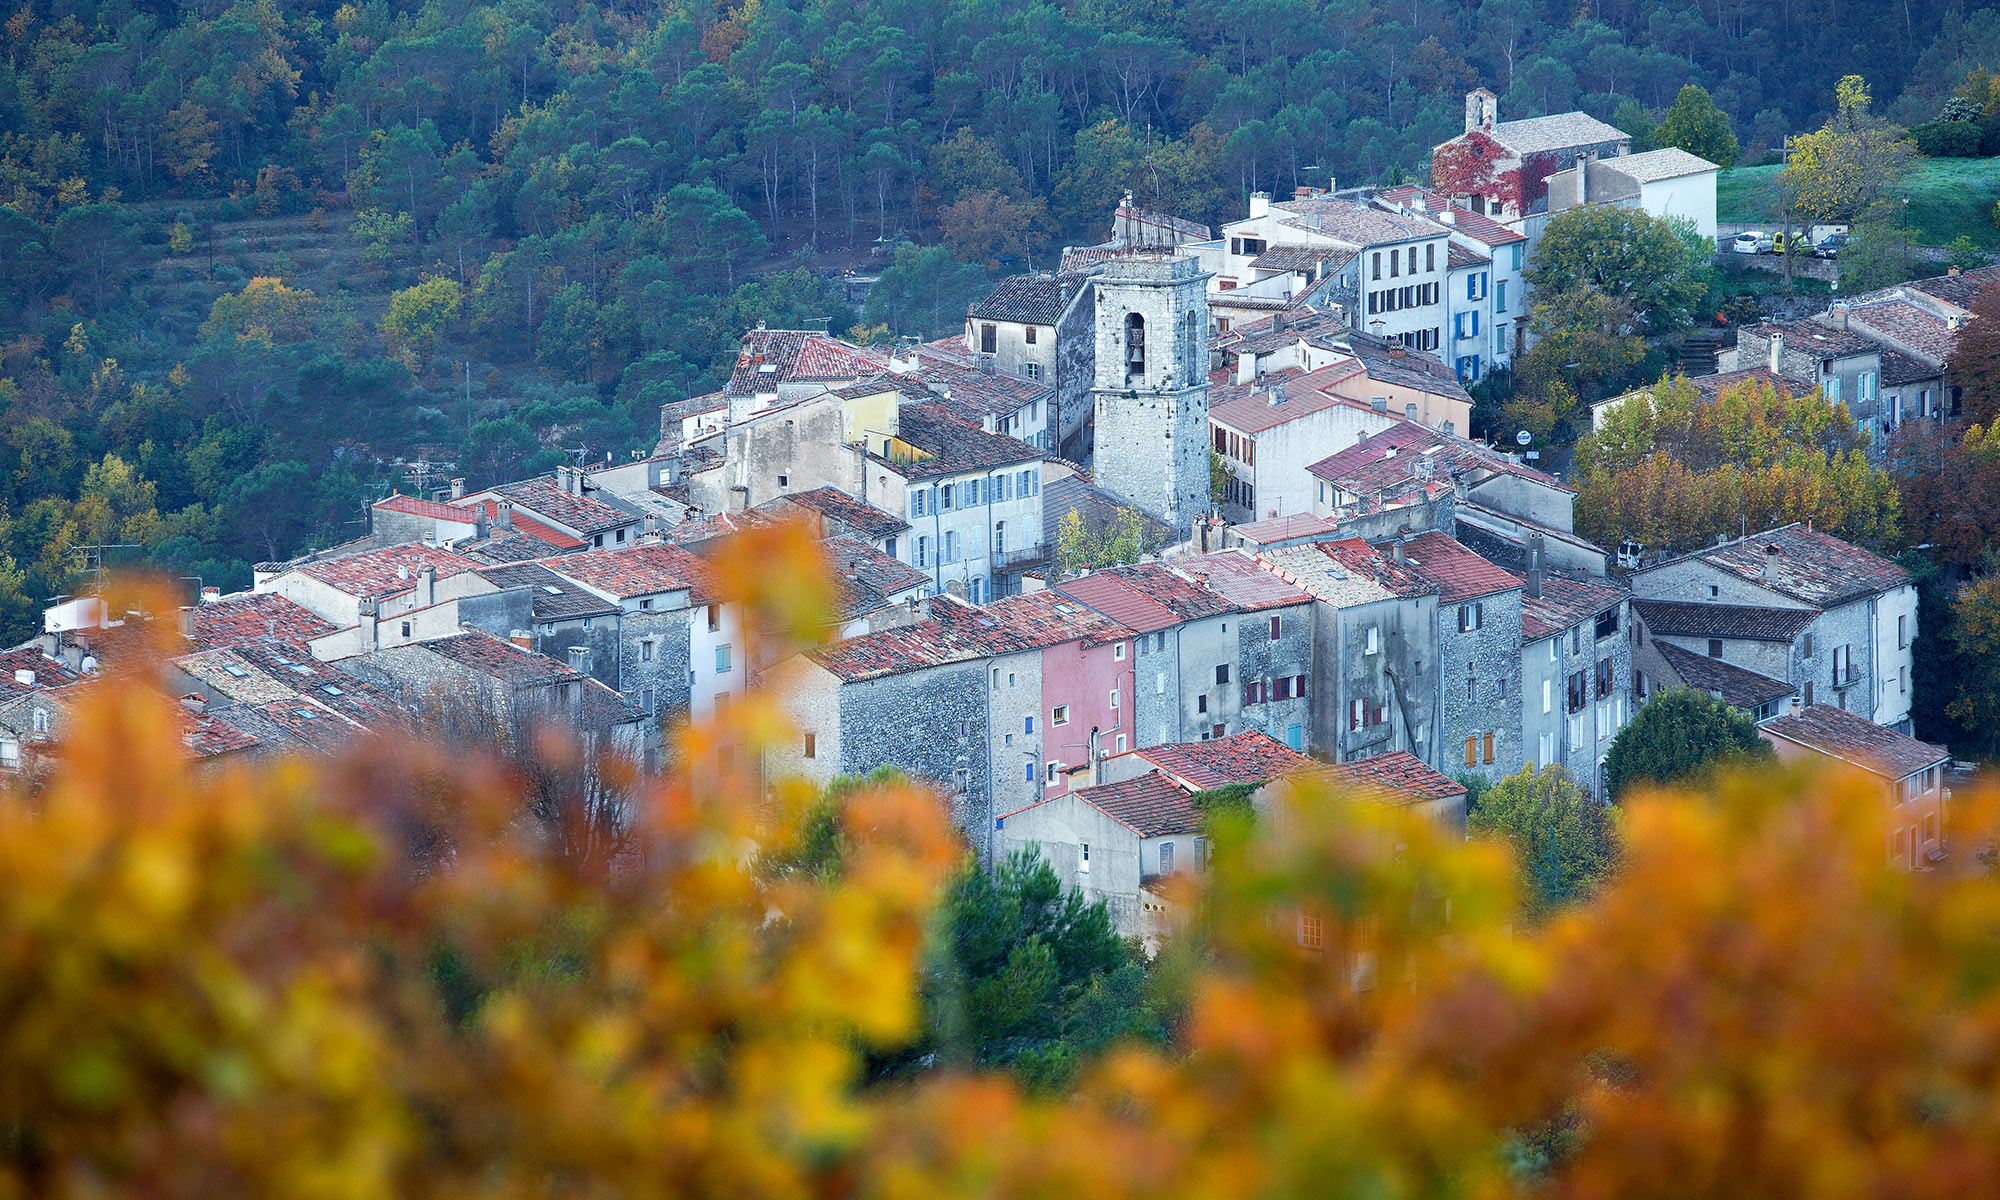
[7,89,1978,938]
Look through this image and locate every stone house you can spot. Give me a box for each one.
[1212,315,1473,434]
[1760,702,1951,870]
[982,590,1136,802]
[1258,538,1441,767]
[1726,322,1885,445]
[1630,523,1915,732]
[457,467,645,550]
[541,543,718,733]
[1179,550,1317,752]
[181,591,337,653]
[1518,547,1631,798]
[253,543,495,660]
[910,340,1057,452]
[1306,422,1578,554]
[458,563,623,692]
[1054,563,1244,748]
[963,270,1097,458]
[682,391,861,516]
[1400,531,1525,782]
[755,485,911,561]
[1428,89,1631,228]
[367,493,487,550]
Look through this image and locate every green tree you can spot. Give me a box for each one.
[1602,687,1774,801]
[1467,765,1618,922]
[1654,84,1741,168]
[1947,573,2000,758]
[1525,206,1710,335]
[1209,449,1231,510]
[863,243,988,338]
[1781,76,1917,223]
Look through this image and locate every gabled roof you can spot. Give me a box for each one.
[1228,513,1342,546]
[477,477,637,537]
[0,648,83,703]
[875,402,1042,480]
[1248,244,1352,272]
[1266,197,1448,246]
[983,590,1133,649]
[1136,731,1312,791]
[1879,347,1939,387]
[1307,423,1569,495]
[1684,523,1908,609]
[1071,771,1203,837]
[1344,330,1475,403]
[1761,703,1949,780]
[1630,598,1818,643]
[548,543,718,603]
[1401,531,1520,604]
[1318,538,1435,599]
[1520,576,1626,642]
[826,537,928,620]
[1485,111,1628,156]
[418,630,582,685]
[1446,243,1490,269]
[185,592,338,651]
[288,544,484,601]
[1210,362,1370,434]
[1846,299,1957,364]
[1654,642,1797,712]
[476,563,622,621]
[1054,563,1235,634]
[726,329,886,396]
[1178,549,1314,611]
[1748,320,1878,361]
[809,596,1031,681]
[910,350,1055,422]
[1316,751,1467,803]
[968,272,1087,325]
[1606,146,1719,182]
[1372,186,1526,245]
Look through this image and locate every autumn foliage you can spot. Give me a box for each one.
[4,538,2000,1198]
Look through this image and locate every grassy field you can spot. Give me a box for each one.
[1717,158,2000,247]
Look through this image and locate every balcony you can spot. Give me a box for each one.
[993,543,1048,571]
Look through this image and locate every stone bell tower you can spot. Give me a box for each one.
[1090,254,1211,533]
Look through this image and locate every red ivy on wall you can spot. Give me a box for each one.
[1428,130,1509,198]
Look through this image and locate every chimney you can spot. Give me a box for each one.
[450,476,466,500]
[1762,543,1780,579]
[1371,396,1389,412]
[1248,190,1271,219]
[178,606,195,637]
[566,645,593,675]
[1388,539,1405,563]
[1830,304,1849,331]
[1526,533,1545,600]
[1267,383,1288,407]
[13,668,34,688]
[1949,266,1963,276]
[1768,332,1784,375]
[1236,353,1256,385]
[497,500,514,530]
[509,630,533,650]
[200,587,221,604]
[180,693,206,715]
[415,565,436,608]
[359,596,378,651]
[1791,693,1803,717]
[1441,209,1457,226]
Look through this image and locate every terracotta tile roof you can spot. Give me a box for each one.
[375,494,481,523]
[1630,598,1817,643]
[480,477,636,537]
[983,591,1133,649]
[1137,731,1312,791]
[1248,244,1351,272]
[1228,514,1342,546]
[1053,572,1180,634]
[1607,146,1718,182]
[1307,423,1568,495]
[791,335,888,382]
[420,630,582,685]
[1689,523,1908,608]
[0,648,83,702]
[1257,543,1401,608]
[877,401,1044,479]
[240,697,371,755]
[826,537,929,619]
[726,329,810,394]
[968,272,1087,324]
[809,596,1031,681]
[1847,300,1957,363]
[291,544,484,600]
[1762,703,1948,780]
[1689,368,1800,402]
[1178,549,1314,611]
[183,712,260,758]
[229,644,407,727]
[461,500,588,552]
[1316,751,1467,803]
[1905,264,2000,310]
[1879,347,1939,387]
[1267,196,1449,245]
[1654,642,1797,712]
[1077,563,1238,626]
[1446,242,1490,269]
[1318,537,1436,599]
[911,350,1055,421]
[549,543,718,602]
[476,564,622,621]
[1520,576,1626,642]
[1751,320,1878,361]
[1373,186,1526,245]
[1398,532,1520,603]
[185,592,339,651]
[1070,771,1203,837]
[772,486,910,540]
[1210,363,1371,434]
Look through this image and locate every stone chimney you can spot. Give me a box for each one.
[359,596,379,651]
[1526,533,1545,600]
[177,606,195,637]
[1248,191,1271,219]
[1388,539,1405,564]
[180,694,206,715]
[1761,543,1780,579]
[1830,304,1849,331]
[566,645,592,676]
[450,476,466,500]
[1371,396,1389,412]
[497,500,515,530]
[415,565,436,609]
[1768,332,1784,375]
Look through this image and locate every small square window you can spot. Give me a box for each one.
[1052,705,1069,725]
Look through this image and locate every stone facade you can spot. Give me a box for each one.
[985,648,1046,830]
[1438,588,1526,781]
[1233,602,1315,751]
[836,662,995,857]
[1091,255,1212,532]
[1053,282,1099,462]
[1314,595,1441,765]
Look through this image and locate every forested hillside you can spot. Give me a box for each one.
[0,0,1993,624]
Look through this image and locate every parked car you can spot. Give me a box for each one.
[1770,231,1806,254]
[1814,234,1850,259]
[1733,232,1767,254]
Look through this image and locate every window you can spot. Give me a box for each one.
[916,535,929,567]
[1389,251,1399,278]
[1114,641,1126,661]
[1078,840,1090,869]
[1483,733,1495,764]
[941,484,954,511]
[1156,672,1166,695]
[1408,246,1417,274]
[1025,761,1035,782]
[1110,687,1120,710]
[1298,912,1324,949]
[1025,715,1034,733]
[1805,681,1815,706]
[1595,658,1613,700]
[912,490,925,517]
[1595,608,1619,640]
[1216,664,1230,684]
[1052,705,1069,725]
[1464,737,1477,767]
[641,640,654,662]
[1197,694,1208,713]
[1496,281,1508,312]
[1898,614,1907,648]
[1499,677,1508,699]
[715,644,732,673]
[0,740,16,767]
[1458,603,1483,632]
[1833,643,1851,684]
[993,520,1005,553]
[1543,678,1552,714]
[1902,665,1908,693]
[1827,377,1841,406]
[708,605,721,633]
[776,474,788,489]
[1467,678,1475,702]
[1708,638,1724,658]
[1567,671,1587,713]
[1372,252,1382,280]
[400,621,412,638]
[1116,733,1127,752]
[1023,361,1041,380]
[980,323,997,354]
[943,530,958,562]
[1803,631,1814,658]
[1270,615,1282,639]
[1511,244,1523,270]
[1124,312,1146,378]
[1158,840,1176,874]
[1427,243,1436,272]
[1025,325,1037,345]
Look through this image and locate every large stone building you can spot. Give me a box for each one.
[1091,254,1214,533]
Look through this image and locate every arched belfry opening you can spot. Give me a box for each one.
[1124,312,1146,381]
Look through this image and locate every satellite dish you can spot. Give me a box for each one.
[1515,429,1533,446]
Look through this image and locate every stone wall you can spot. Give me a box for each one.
[836,661,993,856]
[1233,601,1315,750]
[1437,588,1526,781]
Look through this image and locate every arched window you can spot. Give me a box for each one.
[1125,312,1146,379]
